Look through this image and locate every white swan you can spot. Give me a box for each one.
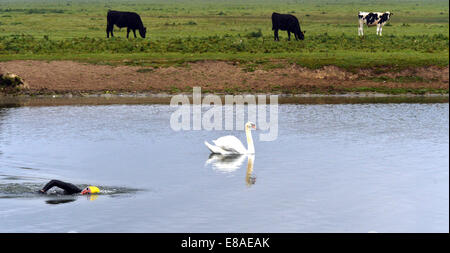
[204,122,256,155]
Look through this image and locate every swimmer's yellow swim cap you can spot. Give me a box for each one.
[88,186,100,194]
[81,186,100,195]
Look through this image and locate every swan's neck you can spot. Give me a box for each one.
[246,155,255,186]
[245,127,255,154]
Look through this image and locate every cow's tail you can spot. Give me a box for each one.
[271,13,275,30]
[106,10,113,36]
[106,9,115,20]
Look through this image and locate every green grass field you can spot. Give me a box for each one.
[0,0,448,69]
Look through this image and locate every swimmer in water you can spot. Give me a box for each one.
[39,179,100,195]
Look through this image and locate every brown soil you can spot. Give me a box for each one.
[0,60,448,95]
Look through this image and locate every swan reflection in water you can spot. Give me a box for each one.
[205,154,256,186]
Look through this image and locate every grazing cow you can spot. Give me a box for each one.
[106,10,147,38]
[271,12,305,41]
[358,11,393,36]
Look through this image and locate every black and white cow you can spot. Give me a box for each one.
[358,11,393,36]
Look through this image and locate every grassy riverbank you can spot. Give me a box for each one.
[0,34,448,70]
[0,0,448,69]
[0,0,448,95]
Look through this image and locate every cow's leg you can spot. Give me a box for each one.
[106,24,113,38]
[376,24,381,36]
[359,18,366,36]
[358,22,363,36]
[133,29,137,38]
[274,29,279,41]
[379,24,383,36]
[287,31,291,41]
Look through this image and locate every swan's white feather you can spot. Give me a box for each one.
[204,141,234,155]
[212,135,247,154]
[204,122,255,155]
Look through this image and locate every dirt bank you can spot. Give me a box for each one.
[0,60,448,95]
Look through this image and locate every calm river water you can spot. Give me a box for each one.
[0,97,448,232]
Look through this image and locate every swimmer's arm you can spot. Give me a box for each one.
[41,180,82,194]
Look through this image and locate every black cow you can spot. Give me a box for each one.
[106,10,147,38]
[271,12,305,41]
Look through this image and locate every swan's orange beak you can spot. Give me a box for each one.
[251,124,256,130]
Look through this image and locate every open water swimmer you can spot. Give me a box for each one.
[38,180,100,195]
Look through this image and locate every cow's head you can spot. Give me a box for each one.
[298,30,305,40]
[139,27,147,38]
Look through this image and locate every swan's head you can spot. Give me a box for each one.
[245,122,256,130]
